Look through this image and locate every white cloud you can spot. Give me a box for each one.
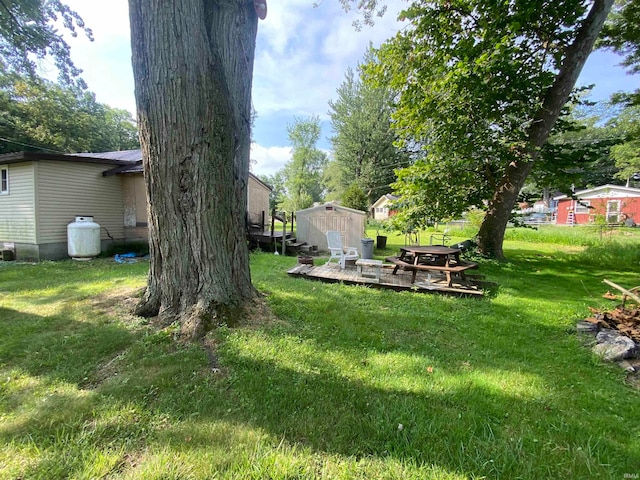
[250,143,292,177]
[61,0,136,114]
[51,0,635,157]
[253,1,406,134]
[64,0,131,38]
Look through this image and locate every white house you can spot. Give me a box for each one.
[0,150,271,260]
[371,194,399,220]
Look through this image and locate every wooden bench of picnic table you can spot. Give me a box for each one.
[385,256,478,286]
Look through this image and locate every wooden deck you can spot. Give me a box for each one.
[287,261,486,297]
[248,230,293,249]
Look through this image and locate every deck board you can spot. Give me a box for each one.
[287,262,485,297]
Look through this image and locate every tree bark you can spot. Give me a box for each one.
[477,0,614,259]
[128,0,258,338]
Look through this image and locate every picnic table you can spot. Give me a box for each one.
[386,245,477,286]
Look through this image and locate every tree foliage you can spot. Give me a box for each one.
[599,0,640,105]
[600,0,640,73]
[0,73,139,153]
[609,104,640,182]
[258,171,285,212]
[279,116,327,212]
[528,101,621,195]
[329,48,410,204]
[341,181,368,211]
[321,159,344,202]
[371,0,613,257]
[376,0,593,218]
[0,0,92,86]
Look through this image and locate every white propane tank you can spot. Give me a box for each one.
[67,216,101,260]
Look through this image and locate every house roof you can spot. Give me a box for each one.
[371,194,399,209]
[0,151,135,166]
[0,149,271,190]
[68,149,143,162]
[248,173,272,191]
[553,184,640,201]
[296,202,366,216]
[95,150,270,189]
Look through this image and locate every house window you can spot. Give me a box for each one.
[575,200,590,214]
[606,200,620,223]
[0,167,7,195]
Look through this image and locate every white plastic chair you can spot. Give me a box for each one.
[326,230,359,269]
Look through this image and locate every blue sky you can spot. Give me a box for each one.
[61,0,637,177]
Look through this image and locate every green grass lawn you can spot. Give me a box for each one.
[1,228,639,479]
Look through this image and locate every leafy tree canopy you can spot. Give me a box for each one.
[527,99,621,197]
[608,103,640,182]
[599,0,640,73]
[0,0,92,87]
[341,181,369,211]
[279,116,328,213]
[329,47,411,204]
[0,73,139,153]
[369,0,612,235]
[599,0,640,105]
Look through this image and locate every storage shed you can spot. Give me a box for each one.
[296,203,366,253]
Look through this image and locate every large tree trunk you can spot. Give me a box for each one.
[128,0,258,338]
[477,0,614,258]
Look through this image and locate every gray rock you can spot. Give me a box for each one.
[593,334,637,362]
[577,321,599,334]
[596,329,621,344]
[617,360,636,373]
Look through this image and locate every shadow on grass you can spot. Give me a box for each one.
[0,305,160,478]
[0,259,148,299]
[478,244,640,305]
[1,252,639,479]
[0,306,134,383]
[211,273,638,477]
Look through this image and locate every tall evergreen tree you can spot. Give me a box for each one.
[329,48,410,204]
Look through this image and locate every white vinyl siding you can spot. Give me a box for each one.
[373,203,390,220]
[0,162,36,243]
[35,161,125,243]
